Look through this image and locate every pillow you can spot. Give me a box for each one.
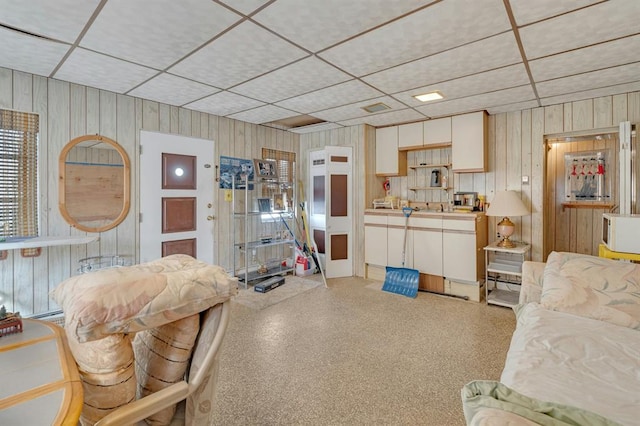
[51,254,238,342]
[64,322,136,425]
[134,313,200,425]
[541,251,640,330]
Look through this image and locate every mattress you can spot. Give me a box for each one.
[500,303,640,426]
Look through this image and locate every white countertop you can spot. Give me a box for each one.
[365,208,484,218]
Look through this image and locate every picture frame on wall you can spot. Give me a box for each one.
[257,198,272,213]
[273,193,286,211]
[253,159,278,180]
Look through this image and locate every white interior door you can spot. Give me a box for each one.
[324,146,353,278]
[139,130,215,264]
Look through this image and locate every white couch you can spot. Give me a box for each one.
[462,251,640,426]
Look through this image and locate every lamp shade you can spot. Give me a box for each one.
[485,191,529,217]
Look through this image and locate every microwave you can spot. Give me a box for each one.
[602,213,640,253]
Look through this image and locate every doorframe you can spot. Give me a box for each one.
[542,126,619,259]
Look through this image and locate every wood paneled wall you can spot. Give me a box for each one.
[0,66,298,316]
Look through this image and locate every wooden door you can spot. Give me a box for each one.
[139,131,215,264]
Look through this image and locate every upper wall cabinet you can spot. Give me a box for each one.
[451,111,487,173]
[376,126,407,176]
[424,117,452,147]
[398,122,423,150]
[398,117,453,150]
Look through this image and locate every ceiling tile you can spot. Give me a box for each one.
[392,64,530,107]
[228,105,297,124]
[0,0,101,43]
[319,0,511,77]
[536,62,640,98]
[0,28,70,77]
[217,0,271,16]
[311,96,409,123]
[80,0,240,69]
[231,57,351,103]
[253,0,436,52]
[519,0,640,60]
[170,22,307,89]
[275,80,384,114]
[530,35,640,82]
[486,100,540,115]
[416,85,536,117]
[540,81,640,106]
[184,91,264,116]
[289,122,345,134]
[362,32,521,94]
[54,48,158,94]
[508,0,601,26]
[128,73,219,106]
[338,108,425,127]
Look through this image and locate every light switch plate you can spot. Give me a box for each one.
[522,175,529,185]
[224,189,232,202]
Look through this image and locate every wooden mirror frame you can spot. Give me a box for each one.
[59,134,131,233]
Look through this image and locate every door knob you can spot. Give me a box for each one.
[207,215,214,221]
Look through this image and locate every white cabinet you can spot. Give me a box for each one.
[452,111,487,172]
[398,122,424,150]
[442,216,486,283]
[423,117,452,147]
[364,214,388,266]
[386,215,413,268]
[375,126,406,176]
[412,217,443,276]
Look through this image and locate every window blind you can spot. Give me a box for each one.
[0,109,39,238]
[261,148,296,184]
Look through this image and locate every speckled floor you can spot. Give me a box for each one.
[209,276,516,425]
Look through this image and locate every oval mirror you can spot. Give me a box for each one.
[59,134,130,233]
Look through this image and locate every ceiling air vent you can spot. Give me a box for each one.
[362,102,390,113]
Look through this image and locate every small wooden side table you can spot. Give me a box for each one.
[0,319,82,425]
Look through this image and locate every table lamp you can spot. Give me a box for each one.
[485,190,529,248]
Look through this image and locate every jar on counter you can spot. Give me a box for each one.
[478,195,485,211]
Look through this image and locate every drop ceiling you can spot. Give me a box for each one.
[1,0,638,133]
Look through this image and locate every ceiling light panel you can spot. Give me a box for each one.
[80,0,240,69]
[0,0,101,43]
[128,73,219,106]
[231,56,351,103]
[508,0,601,26]
[54,48,158,94]
[519,0,640,60]
[416,85,535,117]
[170,22,307,89]
[393,64,530,106]
[253,0,436,52]
[311,96,406,123]
[275,80,384,113]
[319,0,511,77]
[228,105,297,124]
[540,81,640,107]
[184,91,264,117]
[536,62,640,98]
[362,32,521,94]
[217,0,271,15]
[529,34,640,82]
[0,28,70,77]
[338,108,425,127]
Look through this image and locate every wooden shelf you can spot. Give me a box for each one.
[408,163,451,169]
[561,202,613,211]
